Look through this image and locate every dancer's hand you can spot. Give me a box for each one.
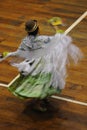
[0,52,10,62]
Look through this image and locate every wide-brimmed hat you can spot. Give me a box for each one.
[25,20,38,32]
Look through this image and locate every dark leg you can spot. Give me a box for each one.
[31,99,47,112]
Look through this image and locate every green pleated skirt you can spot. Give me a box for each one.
[8,73,61,99]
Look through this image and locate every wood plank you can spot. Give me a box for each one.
[0,1,87,129]
[0,87,87,130]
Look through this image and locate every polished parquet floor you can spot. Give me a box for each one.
[0,0,87,130]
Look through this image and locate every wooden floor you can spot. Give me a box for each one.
[0,0,87,130]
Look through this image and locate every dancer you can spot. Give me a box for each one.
[0,19,83,111]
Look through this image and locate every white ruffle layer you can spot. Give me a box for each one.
[11,34,83,89]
